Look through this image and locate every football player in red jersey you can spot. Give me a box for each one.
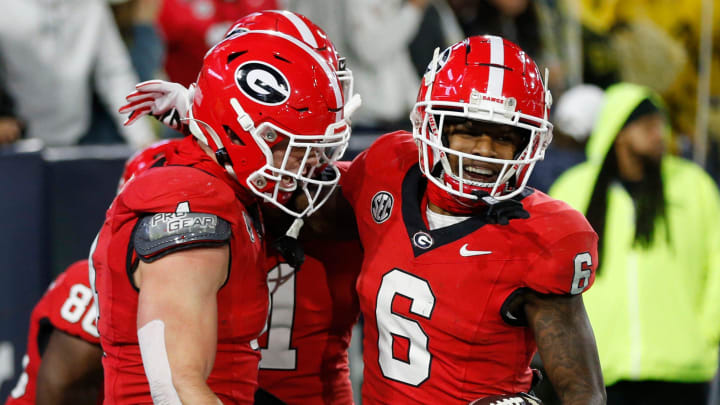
[120,12,364,405]
[5,139,187,405]
[98,30,350,404]
[113,139,365,405]
[335,36,605,404]
[4,260,102,405]
[118,33,605,404]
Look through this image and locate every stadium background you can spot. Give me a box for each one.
[0,0,719,402]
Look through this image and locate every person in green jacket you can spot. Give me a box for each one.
[550,82,720,404]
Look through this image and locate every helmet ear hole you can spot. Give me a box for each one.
[223,125,245,146]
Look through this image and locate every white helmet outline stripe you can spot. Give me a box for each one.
[487,35,504,98]
[238,30,343,121]
[271,10,319,49]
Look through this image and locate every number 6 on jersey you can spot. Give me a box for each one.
[375,269,436,386]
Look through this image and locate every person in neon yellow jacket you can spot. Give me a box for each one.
[549,82,720,403]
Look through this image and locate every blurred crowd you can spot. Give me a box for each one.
[0,1,717,162]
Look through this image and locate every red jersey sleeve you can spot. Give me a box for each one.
[524,202,598,296]
[117,166,242,261]
[45,260,100,344]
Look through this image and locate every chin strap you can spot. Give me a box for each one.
[471,190,529,225]
[271,217,305,270]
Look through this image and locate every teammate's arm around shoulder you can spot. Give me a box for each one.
[523,292,606,404]
[35,330,103,405]
[136,245,229,404]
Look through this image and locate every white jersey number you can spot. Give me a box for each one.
[376,269,435,386]
[571,252,593,295]
[88,233,101,326]
[259,263,297,370]
[9,354,28,399]
[60,284,99,338]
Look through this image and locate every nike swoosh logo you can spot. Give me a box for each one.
[459,243,492,257]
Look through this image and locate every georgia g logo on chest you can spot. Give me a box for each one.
[371,191,394,224]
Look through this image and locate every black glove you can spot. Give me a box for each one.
[472,190,530,225]
[254,388,287,405]
[271,235,305,271]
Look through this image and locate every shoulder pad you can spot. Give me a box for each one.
[133,212,231,262]
[120,166,237,216]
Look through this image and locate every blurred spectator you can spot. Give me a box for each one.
[554,0,620,90]
[530,84,605,192]
[0,63,24,145]
[158,0,278,87]
[570,0,720,147]
[110,0,165,82]
[448,0,540,55]
[447,0,562,91]
[342,0,429,131]
[283,0,348,57]
[0,0,155,148]
[83,0,166,145]
[286,0,462,132]
[407,0,464,77]
[550,83,720,404]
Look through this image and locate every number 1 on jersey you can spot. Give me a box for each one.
[260,263,297,370]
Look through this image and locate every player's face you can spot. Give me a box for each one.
[616,113,665,163]
[445,121,524,184]
[270,133,321,189]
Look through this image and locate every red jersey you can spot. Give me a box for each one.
[5,260,101,404]
[158,0,278,86]
[257,238,362,404]
[91,137,268,404]
[342,132,598,404]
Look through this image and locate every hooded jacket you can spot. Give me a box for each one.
[549,83,720,385]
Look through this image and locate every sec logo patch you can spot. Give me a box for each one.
[371,191,394,224]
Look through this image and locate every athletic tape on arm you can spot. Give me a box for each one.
[138,320,182,405]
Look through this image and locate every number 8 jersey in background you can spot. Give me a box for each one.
[5,260,101,405]
[341,133,598,404]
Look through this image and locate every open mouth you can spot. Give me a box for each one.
[462,165,498,184]
[281,176,296,188]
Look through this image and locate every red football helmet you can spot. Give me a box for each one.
[188,30,350,217]
[223,10,356,115]
[412,35,553,202]
[117,139,179,193]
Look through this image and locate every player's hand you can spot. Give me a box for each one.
[469,392,542,405]
[119,80,191,133]
[472,190,530,225]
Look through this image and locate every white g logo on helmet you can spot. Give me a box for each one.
[235,61,291,105]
